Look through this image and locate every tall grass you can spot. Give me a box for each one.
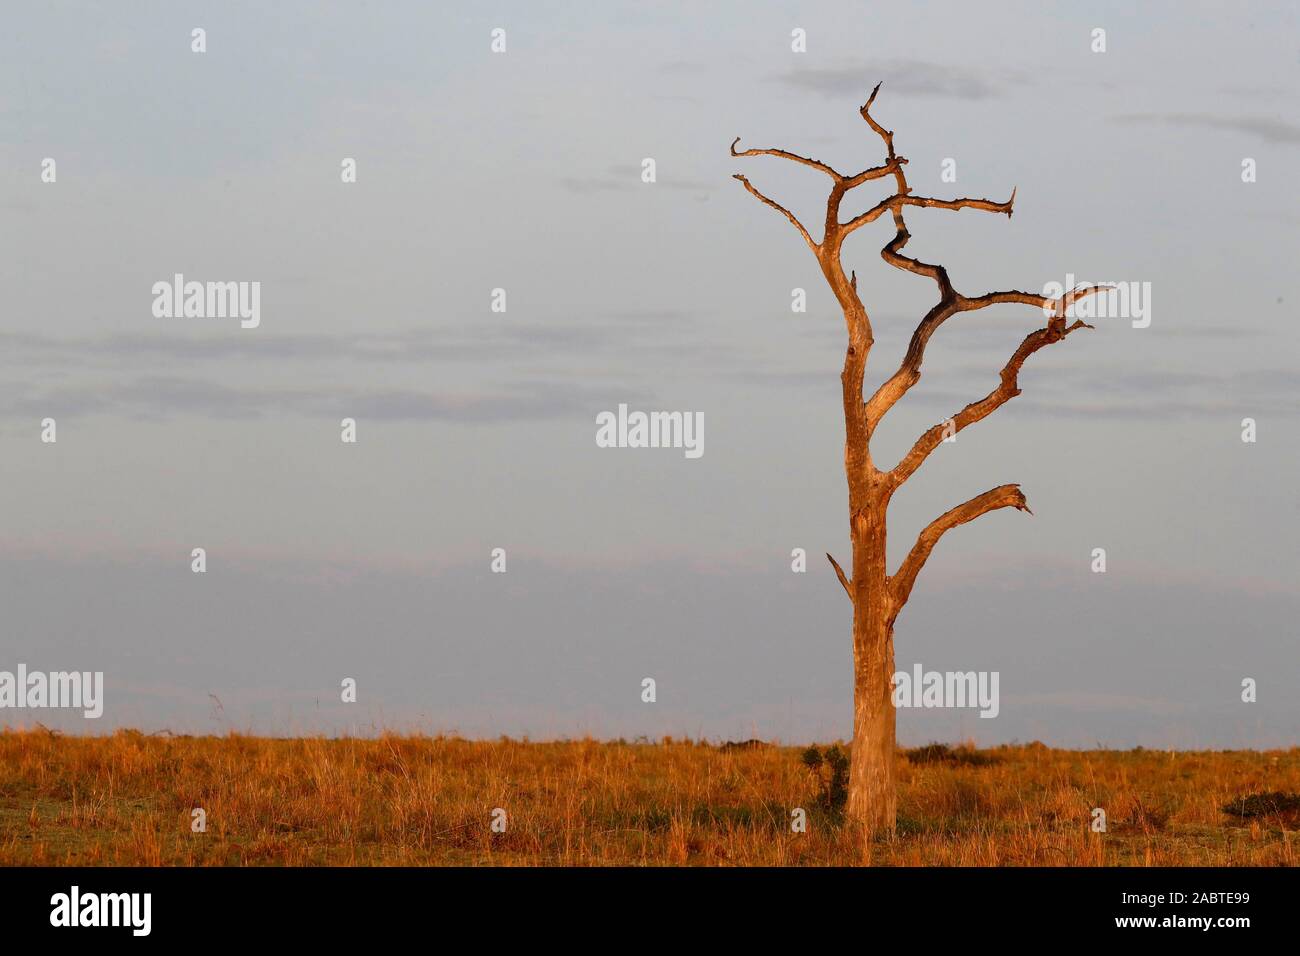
[1,730,1295,866]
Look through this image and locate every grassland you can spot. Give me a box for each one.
[1,730,1297,866]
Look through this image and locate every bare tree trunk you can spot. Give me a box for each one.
[823,249,898,843]
[846,484,895,841]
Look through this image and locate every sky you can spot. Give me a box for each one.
[1,1,1296,747]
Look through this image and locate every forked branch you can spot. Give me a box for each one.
[731,85,1105,606]
[866,284,1110,434]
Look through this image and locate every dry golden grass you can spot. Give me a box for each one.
[1,729,1296,866]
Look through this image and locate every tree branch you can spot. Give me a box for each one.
[957,283,1111,317]
[889,483,1031,615]
[864,285,1108,434]
[889,317,1094,488]
[732,174,818,252]
[729,136,905,192]
[842,158,908,190]
[903,190,1015,217]
[863,298,960,430]
[735,86,1093,498]
[730,113,884,443]
[849,85,1012,300]
[839,197,895,235]
[827,552,853,600]
[844,191,1015,234]
[731,137,843,180]
[860,83,897,160]
[873,189,1014,289]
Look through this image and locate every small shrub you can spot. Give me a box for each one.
[1222,791,1300,819]
[720,739,768,752]
[904,742,998,767]
[801,745,848,812]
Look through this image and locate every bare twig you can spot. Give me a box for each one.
[732,174,818,252]
[827,553,853,599]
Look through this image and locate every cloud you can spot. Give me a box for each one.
[561,164,714,194]
[720,358,1300,421]
[771,60,1017,101]
[0,318,720,370]
[1111,112,1300,145]
[2,375,637,424]
[999,365,1300,419]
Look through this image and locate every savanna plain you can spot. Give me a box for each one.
[2,730,1297,866]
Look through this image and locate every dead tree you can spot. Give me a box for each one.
[731,84,1105,841]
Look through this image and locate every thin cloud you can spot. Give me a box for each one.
[2,376,637,424]
[561,164,714,194]
[1111,112,1300,145]
[724,361,1300,421]
[0,320,719,368]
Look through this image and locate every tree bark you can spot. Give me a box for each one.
[846,482,896,840]
[818,233,899,843]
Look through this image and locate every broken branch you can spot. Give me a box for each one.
[827,552,853,599]
[889,483,1031,614]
